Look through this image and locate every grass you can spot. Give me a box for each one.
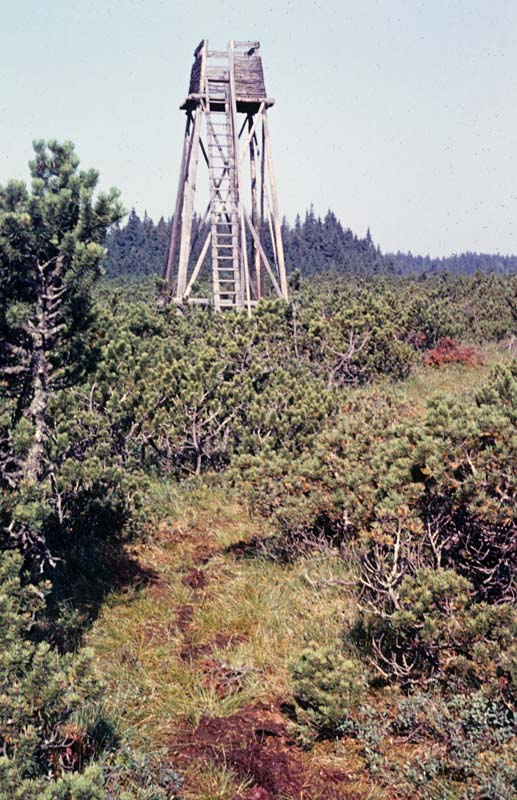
[88,482,358,797]
[391,340,513,408]
[87,347,510,798]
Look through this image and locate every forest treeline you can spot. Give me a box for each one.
[2,141,517,798]
[104,207,517,280]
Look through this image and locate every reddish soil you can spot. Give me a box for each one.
[180,632,247,661]
[172,701,360,800]
[147,580,172,600]
[192,543,217,565]
[199,656,255,698]
[181,568,208,590]
[175,603,194,632]
[153,524,377,797]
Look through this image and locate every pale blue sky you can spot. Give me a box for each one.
[1,0,516,255]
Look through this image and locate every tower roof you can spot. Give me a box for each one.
[181,40,275,114]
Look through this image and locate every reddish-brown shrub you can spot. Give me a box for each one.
[424,337,483,367]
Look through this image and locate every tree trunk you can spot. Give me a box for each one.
[23,269,50,482]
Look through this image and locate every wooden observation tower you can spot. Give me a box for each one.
[162,40,288,312]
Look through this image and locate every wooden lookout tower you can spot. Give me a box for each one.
[162,40,288,312]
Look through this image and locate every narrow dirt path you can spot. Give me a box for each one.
[89,488,387,800]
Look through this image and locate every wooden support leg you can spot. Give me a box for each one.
[185,231,211,297]
[176,108,202,301]
[163,112,193,291]
[240,213,252,316]
[259,120,266,298]
[262,110,288,301]
[249,115,259,301]
[243,208,282,297]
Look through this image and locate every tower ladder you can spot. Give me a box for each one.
[204,70,242,310]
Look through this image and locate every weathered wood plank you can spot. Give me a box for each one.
[163,111,193,290]
[248,114,259,301]
[238,103,265,166]
[176,108,202,299]
[243,208,282,296]
[184,231,211,298]
[206,68,229,81]
[262,110,288,300]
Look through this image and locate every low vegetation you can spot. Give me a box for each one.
[1,142,516,798]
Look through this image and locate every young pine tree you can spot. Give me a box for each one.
[0,140,123,560]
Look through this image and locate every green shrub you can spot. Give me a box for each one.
[390,690,517,799]
[359,568,517,689]
[290,646,366,737]
[0,551,182,798]
[0,763,106,800]
[0,552,102,788]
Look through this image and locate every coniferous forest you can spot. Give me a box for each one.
[2,142,517,800]
[104,208,517,281]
